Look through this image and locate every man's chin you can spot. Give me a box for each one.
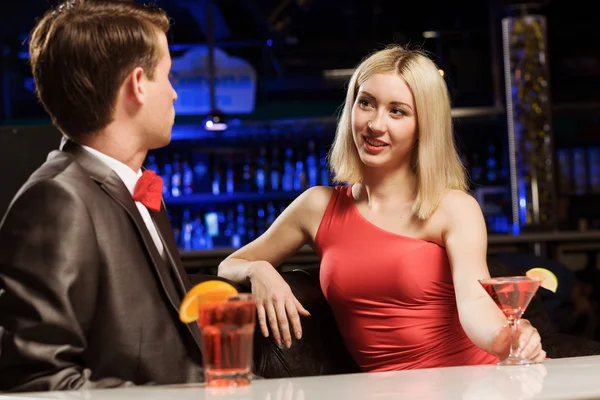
[148,135,172,150]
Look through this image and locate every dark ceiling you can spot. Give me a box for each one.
[161,0,599,106]
[0,0,599,121]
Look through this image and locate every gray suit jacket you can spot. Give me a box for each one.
[0,139,205,392]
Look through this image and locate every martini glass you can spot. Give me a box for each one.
[479,276,542,366]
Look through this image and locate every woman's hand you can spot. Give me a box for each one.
[517,319,546,361]
[248,261,311,348]
[491,318,546,362]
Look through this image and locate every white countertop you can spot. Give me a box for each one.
[5,355,600,400]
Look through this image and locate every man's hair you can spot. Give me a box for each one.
[29,0,170,140]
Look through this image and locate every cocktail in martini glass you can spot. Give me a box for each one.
[479,276,542,366]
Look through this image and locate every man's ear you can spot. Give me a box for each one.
[124,67,146,105]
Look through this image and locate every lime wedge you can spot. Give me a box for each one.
[526,267,558,293]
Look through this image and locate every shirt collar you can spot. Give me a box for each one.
[80,145,142,196]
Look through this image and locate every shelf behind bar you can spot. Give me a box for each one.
[181,230,600,272]
[164,191,303,206]
[170,106,507,142]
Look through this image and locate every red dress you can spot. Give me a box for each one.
[316,186,499,371]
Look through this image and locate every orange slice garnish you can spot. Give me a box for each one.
[179,280,238,323]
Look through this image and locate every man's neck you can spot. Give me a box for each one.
[79,126,147,172]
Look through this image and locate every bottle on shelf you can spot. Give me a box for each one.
[182,158,194,195]
[294,151,307,191]
[240,153,255,193]
[170,198,295,251]
[572,148,588,195]
[211,159,222,196]
[192,152,211,193]
[180,208,193,251]
[171,153,182,198]
[307,141,318,188]
[282,148,295,192]
[225,155,235,195]
[485,143,498,184]
[191,212,209,250]
[255,147,268,194]
[256,205,267,237]
[246,204,257,243]
[266,202,277,227]
[470,152,484,183]
[319,149,330,186]
[588,147,600,193]
[145,153,159,173]
[556,148,572,195]
[270,147,282,192]
[161,155,172,198]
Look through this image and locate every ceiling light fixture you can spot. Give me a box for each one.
[204,0,227,132]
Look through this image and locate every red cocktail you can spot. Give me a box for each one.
[479,276,541,366]
[198,293,256,387]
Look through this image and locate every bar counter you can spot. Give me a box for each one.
[9,355,600,399]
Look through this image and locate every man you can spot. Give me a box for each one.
[0,0,205,391]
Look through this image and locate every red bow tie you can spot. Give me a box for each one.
[133,170,163,212]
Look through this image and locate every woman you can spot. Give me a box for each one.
[218,46,545,371]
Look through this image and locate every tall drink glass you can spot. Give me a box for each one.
[198,293,256,387]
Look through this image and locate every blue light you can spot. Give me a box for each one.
[511,223,521,235]
[267,39,273,47]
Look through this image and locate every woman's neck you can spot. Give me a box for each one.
[356,166,417,210]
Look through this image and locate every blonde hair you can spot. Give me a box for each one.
[329,45,467,220]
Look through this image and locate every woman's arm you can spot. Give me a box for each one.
[441,190,544,360]
[218,186,331,281]
[218,186,333,348]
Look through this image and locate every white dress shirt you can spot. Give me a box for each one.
[81,145,166,260]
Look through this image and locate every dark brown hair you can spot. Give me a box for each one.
[29,0,170,140]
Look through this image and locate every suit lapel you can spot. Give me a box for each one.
[99,173,184,309]
[58,140,190,337]
[151,206,203,349]
[152,205,191,292]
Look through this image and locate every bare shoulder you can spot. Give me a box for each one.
[434,189,487,239]
[290,186,335,240]
[294,185,335,213]
[292,186,335,222]
[432,189,484,232]
[437,189,482,216]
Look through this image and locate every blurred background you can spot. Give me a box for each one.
[1,0,600,337]
[1,0,599,242]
